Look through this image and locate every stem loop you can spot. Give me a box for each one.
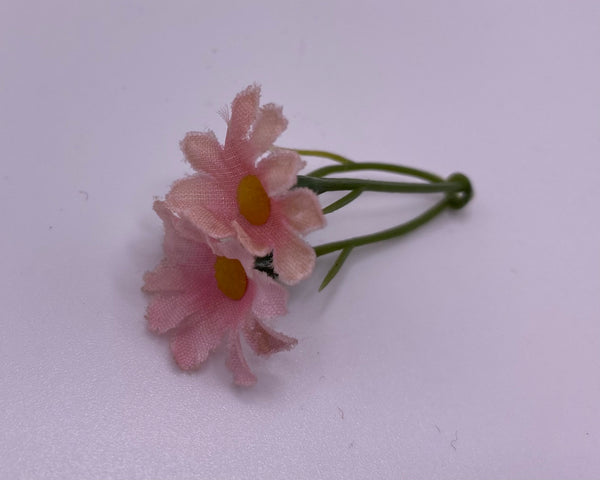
[291,149,473,289]
[445,173,473,210]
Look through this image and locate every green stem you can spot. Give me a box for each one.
[290,149,355,165]
[307,162,444,182]
[322,188,364,214]
[296,175,463,195]
[319,247,354,291]
[314,198,450,257]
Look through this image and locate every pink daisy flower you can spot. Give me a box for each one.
[165,84,325,285]
[142,201,297,386]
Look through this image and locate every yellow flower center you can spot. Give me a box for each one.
[214,256,248,301]
[237,175,270,225]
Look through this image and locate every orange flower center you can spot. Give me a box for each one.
[237,175,270,225]
[214,256,248,301]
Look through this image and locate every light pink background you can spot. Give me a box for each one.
[1,1,599,478]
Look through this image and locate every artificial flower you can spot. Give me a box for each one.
[165,84,325,285]
[142,201,297,386]
[142,84,474,387]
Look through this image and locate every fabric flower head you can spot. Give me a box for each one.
[143,201,297,386]
[165,84,325,285]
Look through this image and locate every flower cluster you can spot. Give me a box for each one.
[143,85,325,386]
[143,84,475,386]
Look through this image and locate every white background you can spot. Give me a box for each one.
[1,1,600,478]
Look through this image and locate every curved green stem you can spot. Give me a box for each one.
[322,188,364,214]
[288,148,443,182]
[307,162,444,182]
[296,175,463,195]
[286,147,474,288]
[314,198,450,257]
[290,149,355,165]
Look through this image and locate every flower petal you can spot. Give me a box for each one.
[166,175,229,212]
[180,130,223,175]
[244,317,297,356]
[170,313,226,370]
[232,220,271,257]
[225,84,260,148]
[166,176,235,238]
[142,260,191,293]
[146,292,202,334]
[154,203,216,268]
[251,272,288,319]
[273,231,317,285]
[279,188,326,234]
[256,149,305,196]
[226,332,257,386]
[156,198,206,243]
[250,103,288,156]
[185,204,234,239]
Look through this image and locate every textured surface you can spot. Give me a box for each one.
[1,1,600,478]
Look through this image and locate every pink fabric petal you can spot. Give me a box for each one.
[157,223,216,272]
[164,235,215,271]
[184,204,234,239]
[187,277,257,332]
[166,176,235,238]
[273,231,317,285]
[256,149,305,196]
[170,313,226,370]
[146,292,202,334]
[142,260,191,293]
[249,103,288,156]
[244,317,297,356]
[180,130,223,175]
[155,200,215,260]
[166,211,212,247]
[226,332,257,386]
[166,175,231,213]
[251,272,288,319]
[225,84,260,148]
[232,220,271,257]
[279,188,326,234]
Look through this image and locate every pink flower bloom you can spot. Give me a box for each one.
[165,84,325,285]
[142,201,297,386]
